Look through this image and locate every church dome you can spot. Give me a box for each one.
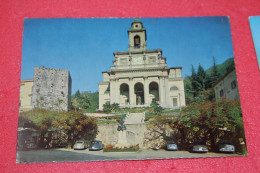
[132,18,141,23]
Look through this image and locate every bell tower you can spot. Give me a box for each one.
[128,18,147,51]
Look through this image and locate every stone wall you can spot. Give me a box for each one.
[31,66,72,111]
[95,123,175,148]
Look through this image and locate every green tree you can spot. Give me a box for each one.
[150,100,163,114]
[184,78,194,104]
[19,109,98,149]
[111,103,120,113]
[207,57,221,88]
[71,98,81,111]
[190,65,201,97]
[74,90,81,99]
[171,100,244,151]
[78,94,91,110]
[71,90,91,111]
[225,57,235,73]
[52,111,98,148]
[19,109,58,148]
[197,64,207,91]
[103,102,112,119]
[71,90,81,111]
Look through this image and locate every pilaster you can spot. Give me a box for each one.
[115,78,120,104]
[164,77,170,107]
[159,76,166,106]
[110,79,115,104]
[144,77,149,105]
[129,77,135,105]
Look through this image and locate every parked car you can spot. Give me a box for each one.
[167,141,178,151]
[219,140,235,153]
[73,140,87,150]
[89,140,104,151]
[192,140,208,153]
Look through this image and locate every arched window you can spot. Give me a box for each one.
[134,35,140,48]
[170,86,179,91]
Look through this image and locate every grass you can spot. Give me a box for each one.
[145,113,157,118]
[108,114,127,119]
[162,108,181,114]
[85,108,97,113]
[117,107,154,113]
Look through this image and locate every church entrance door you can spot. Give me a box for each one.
[134,83,144,105]
[149,82,159,104]
[120,83,129,106]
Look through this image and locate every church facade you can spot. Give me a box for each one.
[98,19,185,110]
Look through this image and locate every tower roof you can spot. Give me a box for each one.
[131,18,143,26]
[133,18,141,23]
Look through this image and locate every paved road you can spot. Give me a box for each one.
[17,148,244,163]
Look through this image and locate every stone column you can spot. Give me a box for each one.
[178,93,181,107]
[129,78,135,105]
[110,79,115,104]
[144,77,149,106]
[164,77,170,107]
[159,77,165,107]
[115,79,120,104]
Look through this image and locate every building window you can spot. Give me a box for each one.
[231,80,237,89]
[172,98,178,107]
[220,89,224,97]
[170,86,179,91]
[134,35,140,48]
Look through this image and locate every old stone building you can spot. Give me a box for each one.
[19,79,34,112]
[98,19,185,110]
[214,69,239,101]
[31,66,72,111]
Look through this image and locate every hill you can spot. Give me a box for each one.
[205,57,235,77]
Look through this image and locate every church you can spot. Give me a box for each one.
[98,19,185,110]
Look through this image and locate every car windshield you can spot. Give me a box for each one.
[91,141,99,144]
[168,142,176,144]
[90,143,99,147]
[76,141,83,144]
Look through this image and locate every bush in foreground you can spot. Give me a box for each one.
[103,145,139,152]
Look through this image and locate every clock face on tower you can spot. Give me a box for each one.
[132,57,143,65]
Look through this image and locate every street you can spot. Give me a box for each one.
[16,148,243,163]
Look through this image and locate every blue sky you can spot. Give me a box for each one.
[21,17,234,94]
[249,16,260,68]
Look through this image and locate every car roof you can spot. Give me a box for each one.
[76,140,85,142]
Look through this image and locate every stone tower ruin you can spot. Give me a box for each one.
[31,66,72,111]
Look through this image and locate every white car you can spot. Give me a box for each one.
[192,140,208,153]
[73,140,87,150]
[219,140,235,153]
